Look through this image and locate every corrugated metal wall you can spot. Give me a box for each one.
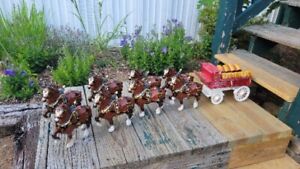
[0,0,278,45]
[0,0,200,43]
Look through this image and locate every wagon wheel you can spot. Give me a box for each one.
[211,93,224,105]
[234,86,250,102]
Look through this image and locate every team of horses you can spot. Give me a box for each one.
[42,68,202,147]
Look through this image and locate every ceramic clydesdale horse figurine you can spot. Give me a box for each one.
[128,79,166,117]
[169,74,202,111]
[88,75,123,102]
[42,87,82,118]
[93,87,135,132]
[162,68,193,104]
[52,103,92,148]
[128,70,162,88]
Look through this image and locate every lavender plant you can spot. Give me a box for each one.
[121,20,193,75]
[0,69,38,100]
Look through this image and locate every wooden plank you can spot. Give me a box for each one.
[46,86,100,169]
[243,24,300,50]
[22,110,42,169]
[34,114,50,169]
[85,85,144,168]
[229,137,291,168]
[281,0,300,8]
[215,49,300,102]
[236,155,300,169]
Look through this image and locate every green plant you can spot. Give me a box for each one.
[52,47,95,86]
[0,1,50,73]
[70,0,126,52]
[0,69,38,100]
[196,0,219,59]
[121,20,193,75]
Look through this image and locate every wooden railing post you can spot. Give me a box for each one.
[211,0,238,62]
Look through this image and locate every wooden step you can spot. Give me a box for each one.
[35,85,230,169]
[236,155,300,169]
[281,0,300,8]
[287,136,300,163]
[243,24,300,50]
[192,73,292,168]
[215,49,300,102]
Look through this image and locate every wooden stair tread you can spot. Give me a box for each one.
[236,155,300,169]
[215,49,300,102]
[192,73,292,168]
[243,23,300,50]
[196,91,291,144]
[281,0,300,7]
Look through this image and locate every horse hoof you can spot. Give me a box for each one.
[139,111,145,118]
[108,125,115,133]
[83,129,89,138]
[178,105,184,111]
[51,135,60,140]
[155,107,161,115]
[80,125,86,130]
[193,101,199,108]
[96,121,102,127]
[66,140,75,148]
[126,119,132,126]
[170,97,175,105]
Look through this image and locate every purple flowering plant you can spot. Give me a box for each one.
[120,19,193,74]
[1,69,38,100]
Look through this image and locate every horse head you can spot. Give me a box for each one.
[128,79,145,94]
[93,86,111,108]
[42,86,62,103]
[128,70,144,80]
[88,75,103,90]
[163,68,177,79]
[54,103,71,125]
[170,75,185,90]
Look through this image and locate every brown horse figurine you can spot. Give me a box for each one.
[52,103,92,148]
[128,79,166,117]
[42,87,82,118]
[88,75,123,102]
[162,68,193,104]
[169,75,202,111]
[129,70,162,88]
[93,87,135,132]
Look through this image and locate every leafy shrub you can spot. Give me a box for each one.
[121,20,193,75]
[44,26,93,68]
[0,69,38,100]
[52,47,95,86]
[196,0,219,59]
[0,1,51,73]
[70,0,126,52]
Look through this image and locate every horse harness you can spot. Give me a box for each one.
[46,94,68,109]
[56,106,81,129]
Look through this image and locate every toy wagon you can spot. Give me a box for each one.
[197,62,251,104]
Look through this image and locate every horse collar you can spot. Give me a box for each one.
[57,110,78,128]
[134,89,149,99]
[47,95,64,108]
[100,100,115,114]
[174,84,186,93]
